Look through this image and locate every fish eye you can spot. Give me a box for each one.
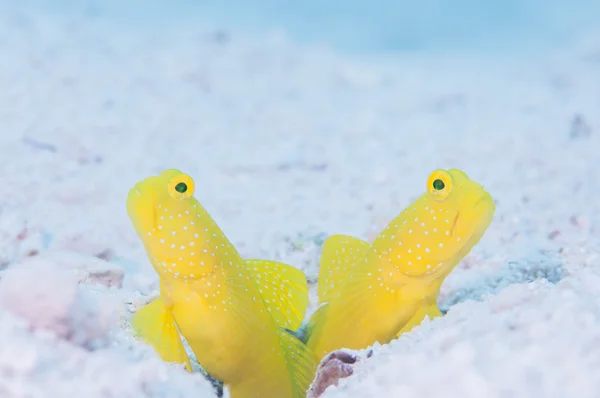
[168,174,195,199]
[427,169,452,198]
[432,179,445,190]
[175,182,188,193]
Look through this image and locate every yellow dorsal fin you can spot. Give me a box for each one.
[245,259,310,331]
[130,297,192,371]
[317,234,370,303]
[277,328,319,398]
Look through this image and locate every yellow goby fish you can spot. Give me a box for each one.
[304,168,495,360]
[126,169,317,398]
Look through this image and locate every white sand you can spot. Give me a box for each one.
[0,2,599,397]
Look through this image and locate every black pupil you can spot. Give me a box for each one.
[175,182,188,193]
[433,179,445,190]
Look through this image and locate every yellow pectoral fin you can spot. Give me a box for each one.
[245,259,310,331]
[396,303,443,338]
[131,297,192,372]
[317,234,370,304]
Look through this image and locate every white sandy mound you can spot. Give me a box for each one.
[0,255,216,398]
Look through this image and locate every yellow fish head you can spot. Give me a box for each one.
[380,168,495,277]
[126,169,217,279]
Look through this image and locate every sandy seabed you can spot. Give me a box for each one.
[1,3,600,398]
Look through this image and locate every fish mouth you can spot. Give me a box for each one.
[128,187,143,201]
[126,182,159,235]
[127,185,148,209]
[450,190,494,241]
[129,179,158,205]
[473,191,495,220]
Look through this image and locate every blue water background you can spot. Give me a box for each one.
[7,0,600,53]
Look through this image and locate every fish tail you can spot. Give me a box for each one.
[130,296,192,371]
